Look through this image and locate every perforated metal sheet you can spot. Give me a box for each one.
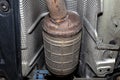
[20,0,44,76]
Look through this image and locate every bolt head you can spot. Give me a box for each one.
[0,1,9,12]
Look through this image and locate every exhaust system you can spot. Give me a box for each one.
[43,0,82,76]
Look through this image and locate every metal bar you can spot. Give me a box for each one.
[27,12,49,34]
[45,0,67,20]
[83,16,98,43]
[29,45,44,67]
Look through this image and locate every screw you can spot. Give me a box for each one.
[0,0,9,12]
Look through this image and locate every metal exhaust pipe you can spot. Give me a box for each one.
[45,0,67,20]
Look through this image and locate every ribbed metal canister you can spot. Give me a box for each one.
[43,11,82,76]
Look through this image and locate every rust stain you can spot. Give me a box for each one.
[43,11,82,38]
[54,0,56,3]
[46,0,67,20]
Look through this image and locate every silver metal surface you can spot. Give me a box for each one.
[19,0,44,76]
[65,0,77,12]
[27,12,49,34]
[29,45,43,67]
[79,0,119,77]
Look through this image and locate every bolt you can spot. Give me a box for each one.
[0,0,9,12]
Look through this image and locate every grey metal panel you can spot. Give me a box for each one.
[65,0,78,11]
[79,0,119,77]
[19,0,44,76]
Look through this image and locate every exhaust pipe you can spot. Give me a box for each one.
[45,0,67,20]
[43,0,82,76]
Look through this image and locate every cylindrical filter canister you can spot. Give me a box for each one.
[43,11,82,76]
[43,0,82,76]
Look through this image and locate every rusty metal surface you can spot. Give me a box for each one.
[45,0,67,20]
[43,10,82,75]
[43,11,82,38]
[43,32,81,75]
